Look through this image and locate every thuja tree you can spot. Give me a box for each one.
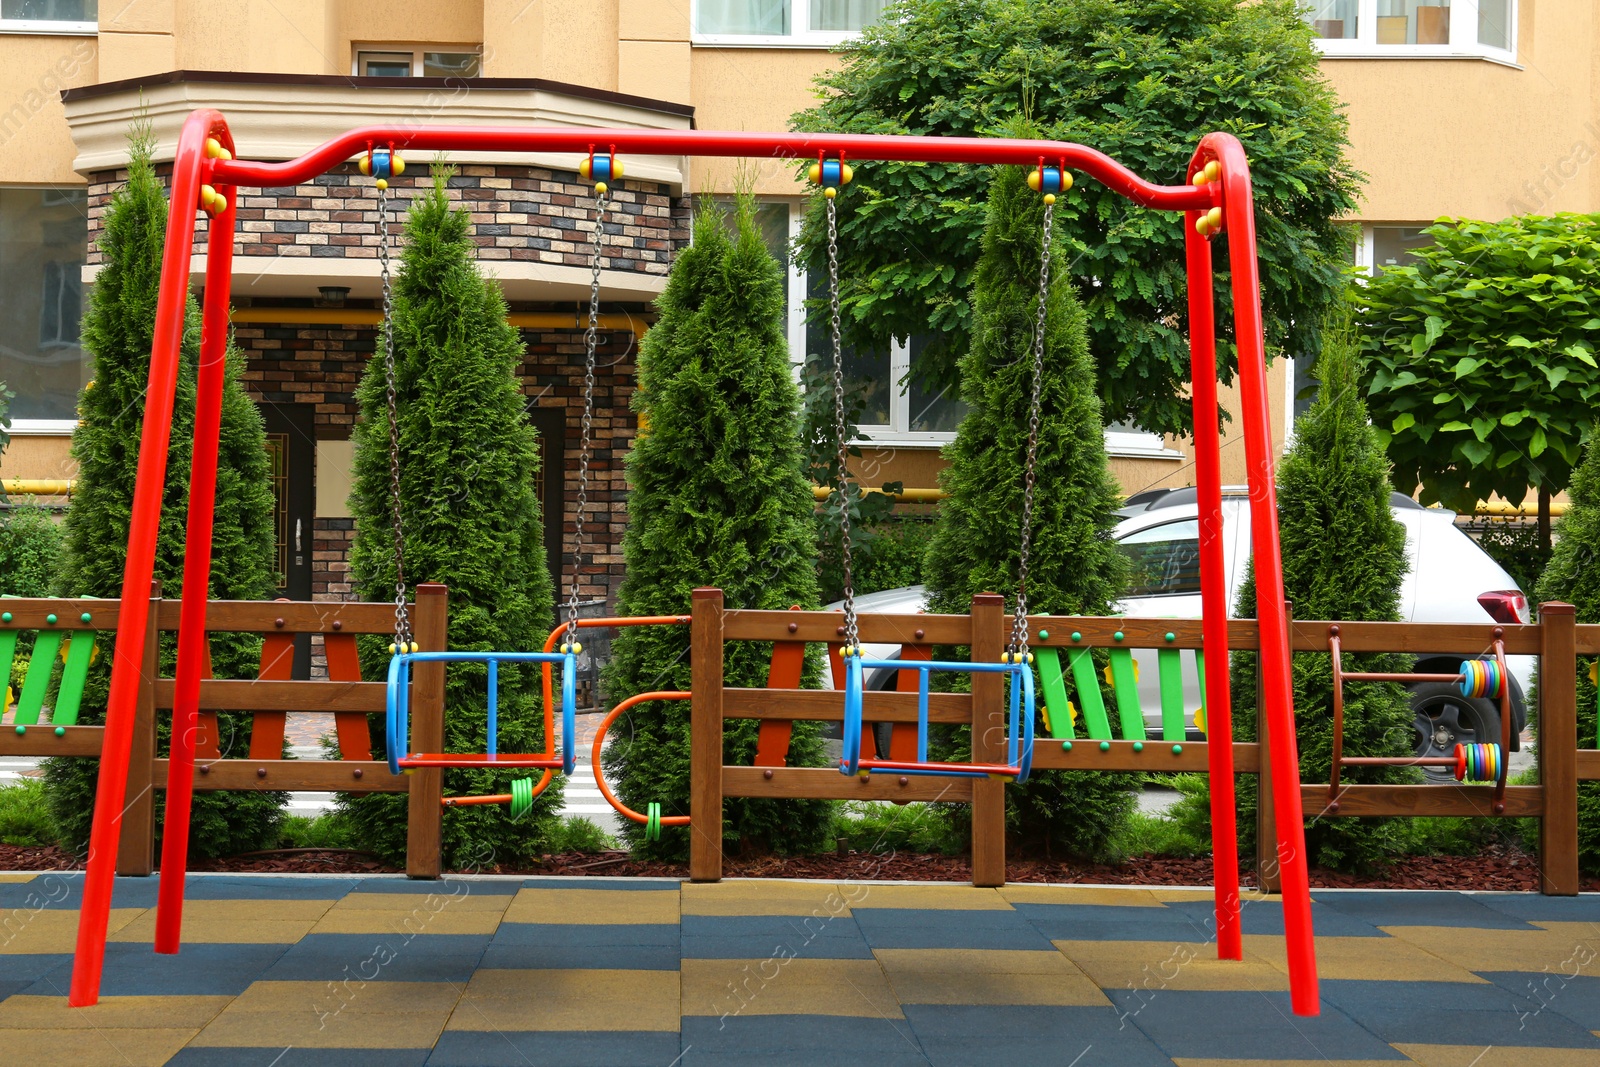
[343,168,560,868]
[1231,306,1415,872]
[44,121,282,857]
[923,158,1132,859]
[603,198,831,859]
[793,0,1360,437]
[1534,426,1600,873]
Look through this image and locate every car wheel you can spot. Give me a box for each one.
[1409,682,1502,782]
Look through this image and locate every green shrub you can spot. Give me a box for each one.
[548,817,617,854]
[1107,806,1209,862]
[833,801,967,856]
[0,506,62,597]
[276,811,361,851]
[603,197,833,859]
[0,779,54,847]
[922,144,1133,861]
[342,167,562,869]
[43,119,282,860]
[1470,520,1549,596]
[817,511,937,602]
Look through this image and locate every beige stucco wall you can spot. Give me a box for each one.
[689,48,835,195]
[482,0,619,90]
[0,34,97,185]
[0,433,74,482]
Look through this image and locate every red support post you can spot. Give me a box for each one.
[69,109,225,1008]
[1205,132,1319,1015]
[154,132,239,954]
[1183,183,1241,964]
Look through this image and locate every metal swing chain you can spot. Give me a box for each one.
[565,188,607,651]
[825,194,860,653]
[378,179,413,653]
[1009,196,1055,661]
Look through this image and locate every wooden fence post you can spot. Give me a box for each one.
[405,584,448,879]
[116,582,160,876]
[970,592,1006,887]
[1539,602,1579,896]
[690,587,725,882]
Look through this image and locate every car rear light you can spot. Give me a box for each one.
[1478,590,1530,625]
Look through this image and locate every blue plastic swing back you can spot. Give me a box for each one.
[385,650,577,775]
[840,654,1035,782]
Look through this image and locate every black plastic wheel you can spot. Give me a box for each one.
[1409,681,1501,782]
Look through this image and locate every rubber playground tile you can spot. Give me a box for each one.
[308,908,503,937]
[1478,972,1600,1030]
[1013,901,1211,939]
[451,969,678,1032]
[169,1049,432,1067]
[0,979,31,1004]
[1162,897,1389,939]
[1350,1004,1600,1048]
[1394,1044,1600,1067]
[0,993,231,1029]
[680,913,872,960]
[191,1000,453,1048]
[843,884,1011,910]
[426,1029,682,1067]
[0,952,68,981]
[355,876,520,895]
[331,889,516,913]
[874,948,1108,1006]
[680,1014,928,1065]
[0,907,143,954]
[480,922,679,971]
[518,877,679,892]
[0,873,79,911]
[849,906,1056,950]
[0,873,36,882]
[680,957,902,1019]
[902,1004,1174,1067]
[0,873,161,911]
[680,879,856,916]
[1316,891,1542,930]
[181,875,362,901]
[1379,924,1598,972]
[1314,977,1541,1018]
[1054,938,1289,992]
[25,941,292,998]
[1470,894,1600,924]
[0,1025,200,1066]
[227,979,462,1016]
[1245,932,1488,984]
[1103,989,1409,1060]
[112,919,321,945]
[260,933,490,984]
[502,887,679,926]
[999,884,1168,907]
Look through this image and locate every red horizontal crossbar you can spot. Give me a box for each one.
[398,753,565,768]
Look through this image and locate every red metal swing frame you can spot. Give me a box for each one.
[68,112,1319,1016]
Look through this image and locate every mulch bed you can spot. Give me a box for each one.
[7,841,1594,892]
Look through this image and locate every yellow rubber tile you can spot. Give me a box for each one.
[193,1004,450,1048]
[1177,1061,1407,1067]
[111,919,317,944]
[1056,939,1287,992]
[682,880,854,917]
[452,969,678,1031]
[0,994,231,1030]
[876,948,1107,1006]
[1245,934,1486,984]
[0,873,37,883]
[227,981,461,1015]
[0,909,143,954]
[1150,888,1278,905]
[999,885,1166,908]
[844,885,1012,910]
[309,908,502,936]
[0,1027,197,1065]
[1380,925,1598,973]
[681,957,901,1019]
[1395,1045,1600,1066]
[330,890,514,914]
[502,888,678,926]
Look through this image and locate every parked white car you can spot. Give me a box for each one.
[832,488,1531,779]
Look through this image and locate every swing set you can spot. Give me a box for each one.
[67,114,1320,1017]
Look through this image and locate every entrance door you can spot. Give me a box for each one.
[528,406,566,610]
[258,402,316,678]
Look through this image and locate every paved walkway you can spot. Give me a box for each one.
[0,874,1596,1065]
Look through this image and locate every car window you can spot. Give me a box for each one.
[1118,519,1202,597]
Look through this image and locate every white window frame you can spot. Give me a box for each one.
[0,1,96,35]
[6,419,77,434]
[351,44,482,78]
[692,0,877,48]
[1305,0,1518,66]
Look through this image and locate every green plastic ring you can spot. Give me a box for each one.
[646,802,662,842]
[1099,741,1111,752]
[509,777,534,819]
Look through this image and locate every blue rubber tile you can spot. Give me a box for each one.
[183,875,361,900]
[1472,893,1600,923]
[354,877,521,895]
[24,942,290,997]
[682,1015,927,1065]
[171,1050,432,1067]
[519,877,681,891]
[1479,972,1600,1030]
[850,907,1055,951]
[680,914,872,960]
[1351,1005,1600,1047]
[0,873,161,912]
[0,980,32,1004]
[1105,989,1408,1060]
[1315,890,1540,930]
[0,953,70,982]
[1318,978,1542,1017]
[1013,903,1212,942]
[1162,898,1387,938]
[904,1004,1172,1067]
[260,933,490,984]
[428,1031,682,1067]
[481,922,679,971]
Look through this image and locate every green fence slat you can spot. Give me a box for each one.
[15,631,64,726]
[1066,648,1113,741]
[0,629,19,708]
[1108,648,1145,741]
[1195,649,1208,736]
[1158,648,1186,742]
[52,632,95,727]
[1035,647,1074,739]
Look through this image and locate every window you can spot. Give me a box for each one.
[694,0,889,44]
[0,187,88,427]
[354,46,481,78]
[1352,224,1434,277]
[1302,0,1514,61]
[1,0,95,30]
[1118,520,1204,598]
